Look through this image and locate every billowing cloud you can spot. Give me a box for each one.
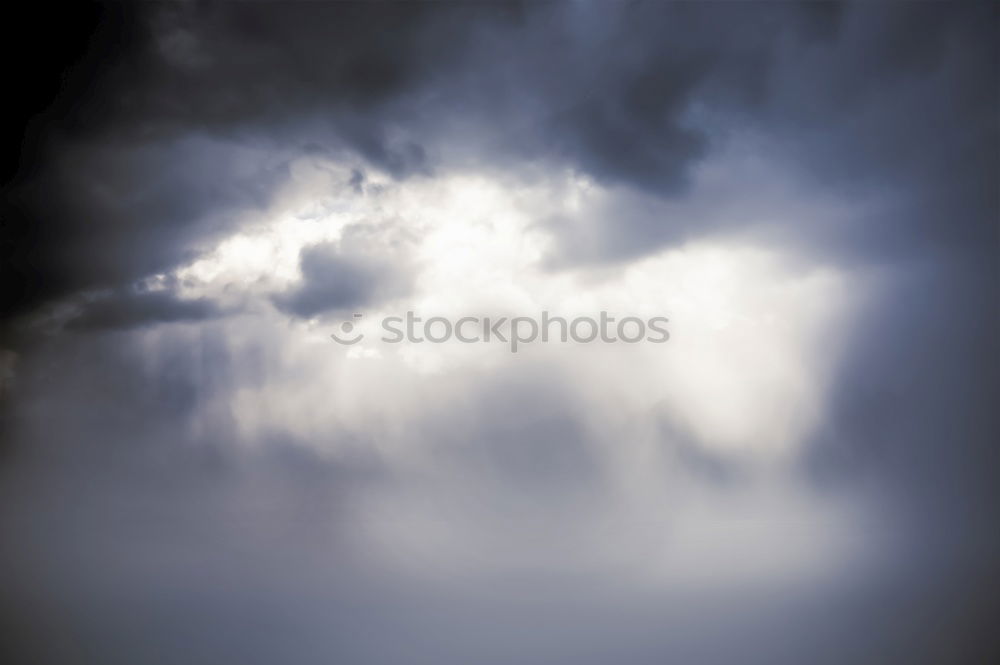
[273,241,401,318]
[1,2,997,664]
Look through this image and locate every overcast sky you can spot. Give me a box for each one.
[1,2,998,664]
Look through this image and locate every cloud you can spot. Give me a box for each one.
[272,242,393,318]
[2,135,290,328]
[1,1,849,327]
[1,2,998,664]
[66,288,223,332]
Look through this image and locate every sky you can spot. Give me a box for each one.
[1,2,998,664]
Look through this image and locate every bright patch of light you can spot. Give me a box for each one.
[138,155,879,586]
[167,159,856,461]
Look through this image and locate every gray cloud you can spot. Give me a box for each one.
[273,236,410,319]
[66,288,223,332]
[273,244,385,318]
[9,2,991,326]
[2,325,994,664]
[2,135,290,332]
[1,2,997,664]
[0,1,846,326]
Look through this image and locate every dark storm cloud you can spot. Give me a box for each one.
[527,3,997,267]
[2,1,843,327]
[273,241,396,318]
[1,1,467,325]
[755,2,998,261]
[66,288,222,332]
[1,2,998,664]
[1,134,290,334]
[4,2,994,328]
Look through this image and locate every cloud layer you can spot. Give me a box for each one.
[1,3,997,664]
